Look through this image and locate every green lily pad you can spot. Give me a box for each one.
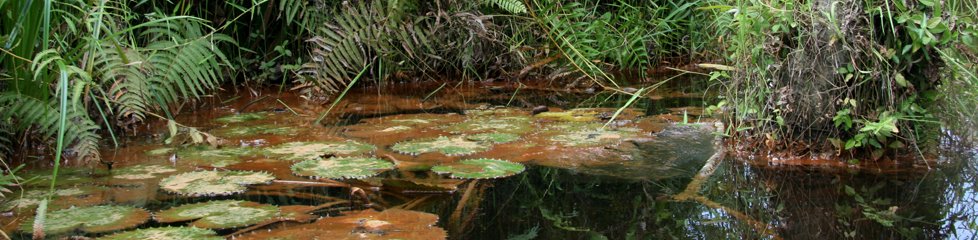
[466,132,520,143]
[1,187,101,212]
[291,157,394,179]
[215,112,268,123]
[20,205,150,235]
[441,116,533,134]
[112,164,177,180]
[549,128,636,147]
[159,170,274,197]
[146,147,176,156]
[213,124,297,137]
[535,109,601,122]
[98,226,222,240]
[391,136,490,156]
[177,146,260,167]
[18,168,92,187]
[431,158,525,179]
[266,140,377,161]
[155,200,280,229]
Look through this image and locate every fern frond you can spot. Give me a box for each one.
[0,93,101,160]
[483,0,527,14]
[298,1,382,95]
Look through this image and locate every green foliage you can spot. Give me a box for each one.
[0,93,100,159]
[483,0,528,14]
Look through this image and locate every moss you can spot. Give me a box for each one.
[20,205,150,235]
[291,157,394,179]
[431,158,525,179]
[98,226,222,240]
[266,140,376,161]
[391,136,490,156]
[155,200,280,229]
[158,170,274,197]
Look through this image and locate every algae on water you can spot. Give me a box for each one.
[158,170,274,196]
[215,112,269,123]
[155,200,280,229]
[431,158,525,179]
[291,156,394,179]
[213,124,297,137]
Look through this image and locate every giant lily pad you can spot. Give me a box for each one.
[1,187,103,212]
[112,164,177,180]
[159,170,274,197]
[431,158,525,179]
[155,200,280,229]
[98,226,222,240]
[266,140,376,161]
[466,132,520,143]
[549,128,637,147]
[441,116,532,134]
[215,112,269,123]
[392,136,490,156]
[236,208,446,240]
[213,124,297,138]
[177,146,261,167]
[291,157,394,179]
[20,205,150,235]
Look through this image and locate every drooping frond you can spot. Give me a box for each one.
[298,1,384,94]
[99,18,234,121]
[483,0,527,14]
[0,93,101,160]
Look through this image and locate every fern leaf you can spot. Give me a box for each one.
[483,0,527,14]
[0,93,101,161]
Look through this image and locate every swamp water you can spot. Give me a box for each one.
[1,81,976,239]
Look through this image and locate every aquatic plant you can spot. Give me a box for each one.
[215,112,270,123]
[146,147,176,156]
[549,129,636,147]
[392,136,491,156]
[1,187,98,212]
[212,124,297,138]
[177,146,261,167]
[19,205,150,235]
[112,165,177,180]
[158,171,275,197]
[441,116,533,134]
[236,209,446,240]
[98,226,222,240]
[155,200,280,229]
[535,109,601,122]
[466,133,521,144]
[431,158,525,179]
[267,140,377,161]
[291,157,394,179]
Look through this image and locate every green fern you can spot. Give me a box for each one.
[0,93,101,160]
[483,0,528,14]
[100,18,233,121]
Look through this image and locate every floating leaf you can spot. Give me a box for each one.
[535,109,600,122]
[146,147,175,156]
[441,116,532,134]
[215,112,268,123]
[98,226,222,240]
[1,187,102,212]
[466,132,520,143]
[267,140,376,161]
[291,157,394,179]
[20,205,150,235]
[549,129,635,147]
[177,146,260,167]
[392,136,490,156]
[212,124,297,138]
[112,164,177,180]
[431,158,525,179]
[155,200,280,229]
[236,209,446,240]
[159,171,274,197]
